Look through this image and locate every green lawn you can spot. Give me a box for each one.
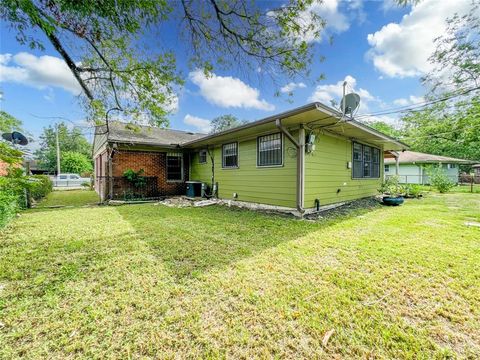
[33,189,100,208]
[1,191,479,358]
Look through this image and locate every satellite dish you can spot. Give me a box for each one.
[340,93,360,116]
[1,131,29,145]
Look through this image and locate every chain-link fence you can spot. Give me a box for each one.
[96,176,163,201]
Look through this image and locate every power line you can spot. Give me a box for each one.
[355,85,480,120]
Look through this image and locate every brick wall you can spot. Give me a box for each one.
[111,150,188,196]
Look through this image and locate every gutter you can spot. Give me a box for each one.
[276,119,305,213]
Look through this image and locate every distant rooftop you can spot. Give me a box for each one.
[385,151,475,164]
[100,121,206,147]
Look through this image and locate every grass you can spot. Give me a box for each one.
[1,191,479,358]
[418,183,480,194]
[33,189,100,208]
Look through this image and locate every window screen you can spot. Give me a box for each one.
[257,133,282,166]
[167,152,183,181]
[199,150,207,164]
[352,142,380,179]
[222,142,238,168]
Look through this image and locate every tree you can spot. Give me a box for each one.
[35,122,92,172]
[210,114,247,134]
[1,1,324,126]
[422,2,480,95]
[398,1,480,163]
[61,151,93,174]
[401,98,480,162]
[365,120,401,138]
[0,111,23,165]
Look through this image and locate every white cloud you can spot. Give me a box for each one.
[280,82,306,93]
[189,69,274,111]
[308,75,377,112]
[393,95,425,106]
[296,0,365,42]
[183,114,211,133]
[0,52,81,94]
[366,0,472,78]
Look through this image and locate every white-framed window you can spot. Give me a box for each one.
[352,142,380,179]
[257,133,282,167]
[199,149,207,164]
[448,163,457,169]
[166,152,183,181]
[384,164,390,172]
[222,142,238,168]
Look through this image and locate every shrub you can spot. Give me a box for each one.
[0,192,19,228]
[379,176,404,197]
[29,175,53,200]
[403,184,422,198]
[0,172,52,228]
[427,166,455,193]
[123,168,146,188]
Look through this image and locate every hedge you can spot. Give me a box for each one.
[0,175,53,228]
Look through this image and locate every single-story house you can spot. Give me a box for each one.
[473,164,480,178]
[93,102,407,213]
[384,150,474,184]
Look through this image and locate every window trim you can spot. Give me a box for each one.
[256,132,284,168]
[384,164,390,173]
[166,152,184,182]
[222,142,239,169]
[351,141,381,179]
[198,149,207,164]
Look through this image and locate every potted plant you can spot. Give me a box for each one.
[379,176,405,206]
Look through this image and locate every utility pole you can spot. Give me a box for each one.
[56,123,61,175]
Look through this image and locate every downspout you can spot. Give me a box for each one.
[108,145,115,200]
[275,119,305,213]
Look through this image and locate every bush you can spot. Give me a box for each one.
[427,166,455,193]
[0,192,19,228]
[28,175,53,200]
[0,172,52,228]
[403,184,422,198]
[379,176,404,197]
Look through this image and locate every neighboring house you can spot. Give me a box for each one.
[474,164,480,178]
[93,102,407,213]
[384,150,474,184]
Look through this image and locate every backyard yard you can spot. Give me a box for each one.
[0,190,479,358]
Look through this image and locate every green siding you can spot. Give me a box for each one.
[190,135,297,207]
[304,134,383,208]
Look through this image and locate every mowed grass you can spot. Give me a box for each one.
[33,189,100,208]
[0,192,479,359]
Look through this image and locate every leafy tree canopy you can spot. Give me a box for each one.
[35,122,91,172]
[210,114,247,134]
[365,121,401,138]
[397,1,480,163]
[0,111,23,165]
[61,151,93,175]
[1,0,324,127]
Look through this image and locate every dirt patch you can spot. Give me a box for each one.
[305,198,381,220]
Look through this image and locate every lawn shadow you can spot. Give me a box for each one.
[116,199,381,281]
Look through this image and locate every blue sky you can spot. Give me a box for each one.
[0,0,473,149]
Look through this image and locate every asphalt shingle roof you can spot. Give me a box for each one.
[106,121,206,146]
[384,151,474,164]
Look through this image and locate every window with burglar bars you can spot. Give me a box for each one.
[199,150,207,164]
[166,152,183,181]
[352,142,380,179]
[222,142,238,168]
[257,133,282,166]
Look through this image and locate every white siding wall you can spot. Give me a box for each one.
[385,163,459,184]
